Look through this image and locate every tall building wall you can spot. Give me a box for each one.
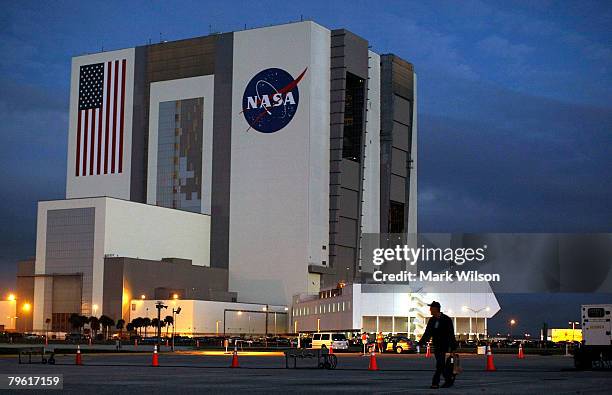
[380,55,417,235]
[323,29,370,289]
[227,22,331,306]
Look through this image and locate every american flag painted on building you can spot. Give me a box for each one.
[76,59,126,176]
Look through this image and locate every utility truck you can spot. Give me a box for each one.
[574,304,611,369]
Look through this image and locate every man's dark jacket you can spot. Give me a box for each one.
[418,313,457,353]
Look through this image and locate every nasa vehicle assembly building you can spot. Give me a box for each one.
[4,20,498,337]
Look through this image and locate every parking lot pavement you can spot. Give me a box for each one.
[0,352,610,394]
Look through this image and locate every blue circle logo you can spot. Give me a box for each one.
[242,67,307,133]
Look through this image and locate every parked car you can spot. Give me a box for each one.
[386,336,415,354]
[24,333,45,341]
[311,333,349,350]
[65,333,89,343]
[294,336,310,348]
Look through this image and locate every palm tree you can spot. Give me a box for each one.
[143,317,151,338]
[89,316,100,338]
[130,318,142,336]
[99,315,115,340]
[151,318,159,337]
[126,322,134,333]
[116,319,125,338]
[164,315,174,337]
[80,315,90,332]
[69,313,81,333]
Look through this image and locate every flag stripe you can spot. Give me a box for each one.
[97,104,103,174]
[111,60,118,173]
[82,110,89,176]
[75,111,81,176]
[104,61,111,174]
[118,59,126,173]
[89,108,95,175]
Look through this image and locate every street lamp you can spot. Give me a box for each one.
[22,303,31,312]
[155,301,168,348]
[568,321,580,343]
[171,306,181,351]
[509,319,516,339]
[140,294,146,300]
[7,294,15,301]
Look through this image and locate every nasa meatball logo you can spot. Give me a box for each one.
[242,67,307,133]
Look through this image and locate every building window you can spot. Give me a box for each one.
[342,73,365,162]
[389,200,405,233]
[157,98,204,213]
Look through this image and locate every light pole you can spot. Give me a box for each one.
[568,321,580,355]
[263,305,269,342]
[509,319,516,339]
[568,321,579,342]
[7,293,16,331]
[145,308,149,338]
[171,306,181,351]
[155,301,167,348]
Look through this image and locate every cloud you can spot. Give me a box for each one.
[418,89,612,233]
[476,35,534,63]
[0,78,67,113]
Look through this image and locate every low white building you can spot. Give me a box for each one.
[292,284,500,340]
[131,299,288,336]
[33,197,211,331]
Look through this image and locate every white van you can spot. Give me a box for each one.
[311,333,349,350]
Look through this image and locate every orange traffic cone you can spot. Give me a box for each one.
[230,349,239,368]
[368,351,379,371]
[75,345,82,365]
[152,345,159,367]
[518,343,525,359]
[425,342,432,358]
[165,339,169,347]
[485,345,496,371]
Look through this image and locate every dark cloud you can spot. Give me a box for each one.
[418,73,612,233]
[0,78,67,113]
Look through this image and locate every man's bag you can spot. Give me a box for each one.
[447,353,462,375]
[445,353,462,377]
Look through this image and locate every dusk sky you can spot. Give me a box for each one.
[1,1,610,334]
